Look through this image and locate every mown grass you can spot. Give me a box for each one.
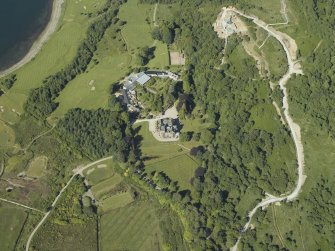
[146,154,198,191]
[135,122,199,191]
[49,24,134,120]
[91,174,122,199]
[0,0,107,124]
[0,206,27,251]
[84,159,117,185]
[100,191,134,212]
[119,0,155,51]
[101,201,163,251]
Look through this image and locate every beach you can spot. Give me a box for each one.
[0,0,64,78]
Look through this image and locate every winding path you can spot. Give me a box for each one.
[25,156,113,251]
[0,197,45,214]
[222,4,306,251]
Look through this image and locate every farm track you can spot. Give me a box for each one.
[25,156,114,251]
[223,1,306,250]
[0,197,45,214]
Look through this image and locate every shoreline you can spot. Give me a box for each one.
[0,0,65,78]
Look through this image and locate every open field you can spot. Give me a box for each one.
[119,0,169,66]
[84,159,117,185]
[100,191,134,212]
[119,0,155,51]
[91,174,122,199]
[0,206,27,251]
[135,122,199,191]
[101,201,163,251]
[146,154,198,191]
[49,24,134,120]
[0,0,107,125]
[26,156,48,178]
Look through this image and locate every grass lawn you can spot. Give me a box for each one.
[0,206,28,251]
[146,154,198,191]
[135,122,187,165]
[101,201,163,251]
[148,41,170,69]
[119,0,155,51]
[119,0,169,68]
[26,155,48,178]
[0,0,107,125]
[84,159,117,185]
[135,122,199,191]
[100,191,134,212]
[49,24,134,120]
[91,174,122,199]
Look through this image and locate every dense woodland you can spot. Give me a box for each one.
[57,108,135,162]
[288,0,335,137]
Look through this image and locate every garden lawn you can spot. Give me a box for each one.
[101,201,163,251]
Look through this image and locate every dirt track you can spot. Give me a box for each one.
[0,0,64,78]
[214,3,307,251]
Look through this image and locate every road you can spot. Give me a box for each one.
[0,0,64,78]
[25,156,113,251]
[225,2,306,250]
[23,124,56,153]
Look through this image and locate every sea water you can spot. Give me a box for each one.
[0,0,52,71]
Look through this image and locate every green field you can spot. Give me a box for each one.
[0,206,27,251]
[119,0,169,66]
[0,0,107,125]
[26,155,48,178]
[100,191,134,212]
[84,159,117,185]
[101,201,164,251]
[49,24,134,120]
[135,122,199,191]
[49,0,169,120]
[91,174,122,199]
[146,154,198,191]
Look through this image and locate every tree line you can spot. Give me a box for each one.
[24,0,125,119]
